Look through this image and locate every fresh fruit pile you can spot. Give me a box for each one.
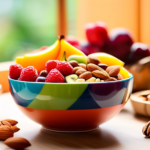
[66,21,150,65]
[9,36,130,83]
[9,54,125,83]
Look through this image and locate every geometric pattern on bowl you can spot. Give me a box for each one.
[9,75,133,110]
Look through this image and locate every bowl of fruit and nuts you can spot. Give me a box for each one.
[8,37,133,132]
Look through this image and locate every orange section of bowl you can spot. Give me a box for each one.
[18,104,125,132]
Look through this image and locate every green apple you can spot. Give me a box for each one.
[67,55,87,64]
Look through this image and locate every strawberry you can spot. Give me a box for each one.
[45,60,59,73]
[9,64,23,80]
[45,69,64,83]
[56,61,73,76]
[18,66,38,82]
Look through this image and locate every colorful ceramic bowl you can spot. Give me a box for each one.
[9,74,133,132]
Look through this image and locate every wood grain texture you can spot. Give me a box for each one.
[57,0,67,36]
[0,93,149,149]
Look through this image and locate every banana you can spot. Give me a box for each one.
[57,35,87,62]
[89,53,124,67]
[16,36,87,73]
[16,39,60,73]
[119,67,130,79]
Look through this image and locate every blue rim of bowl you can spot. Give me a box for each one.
[8,73,133,85]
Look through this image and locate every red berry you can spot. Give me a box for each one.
[45,69,65,83]
[9,64,23,80]
[39,70,48,77]
[45,60,59,73]
[56,61,73,76]
[19,66,38,82]
[36,76,46,82]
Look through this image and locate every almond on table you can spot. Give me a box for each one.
[0,119,31,148]
[0,126,14,140]
[4,137,31,149]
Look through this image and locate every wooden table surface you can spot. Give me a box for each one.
[0,93,150,150]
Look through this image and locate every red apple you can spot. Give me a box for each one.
[108,28,134,62]
[128,42,150,64]
[80,42,103,56]
[85,21,109,47]
[65,36,80,49]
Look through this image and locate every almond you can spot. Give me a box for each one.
[117,74,123,80]
[79,63,87,70]
[73,67,82,73]
[79,71,93,80]
[69,60,79,67]
[1,121,12,128]
[106,65,121,77]
[106,66,114,73]
[75,68,87,76]
[87,63,103,72]
[86,77,96,82]
[2,119,18,126]
[11,126,20,133]
[92,70,109,79]
[95,78,101,82]
[75,79,85,82]
[4,137,31,149]
[0,126,14,140]
[105,77,117,82]
[87,55,100,65]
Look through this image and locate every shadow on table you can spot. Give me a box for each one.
[133,113,150,122]
[120,108,131,114]
[32,127,120,149]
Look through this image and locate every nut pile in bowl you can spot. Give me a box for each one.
[8,36,133,132]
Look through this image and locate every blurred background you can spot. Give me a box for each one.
[0,0,150,62]
[0,0,76,62]
[1,0,150,93]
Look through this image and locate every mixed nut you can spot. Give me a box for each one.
[67,55,123,83]
[0,119,31,149]
[139,91,150,101]
[142,121,150,138]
